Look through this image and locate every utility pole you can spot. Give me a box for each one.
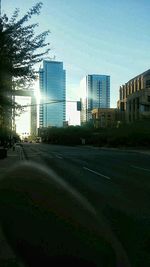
[0,0,1,17]
[0,0,2,32]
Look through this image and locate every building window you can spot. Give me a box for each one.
[120,102,124,111]
[129,101,131,111]
[146,80,150,88]
[129,114,131,122]
[147,96,150,102]
[137,98,139,109]
[133,99,135,111]
[144,105,150,112]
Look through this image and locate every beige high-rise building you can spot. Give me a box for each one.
[117,69,150,122]
[91,108,118,128]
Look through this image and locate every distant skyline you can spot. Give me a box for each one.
[2,0,150,125]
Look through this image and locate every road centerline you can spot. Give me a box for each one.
[83,167,111,180]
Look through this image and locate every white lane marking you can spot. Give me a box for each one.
[56,155,63,159]
[83,167,111,180]
[53,153,63,159]
[17,146,23,160]
[131,165,150,172]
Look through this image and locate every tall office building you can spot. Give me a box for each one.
[80,75,110,124]
[39,60,66,128]
[14,90,37,139]
[15,95,31,138]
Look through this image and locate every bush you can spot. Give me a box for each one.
[39,120,150,148]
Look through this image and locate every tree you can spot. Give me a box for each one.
[0,2,50,131]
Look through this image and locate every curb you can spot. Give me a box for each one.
[78,145,150,156]
[99,147,150,155]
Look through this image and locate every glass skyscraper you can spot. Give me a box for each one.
[80,75,110,124]
[39,60,66,128]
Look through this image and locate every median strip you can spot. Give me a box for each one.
[83,167,111,180]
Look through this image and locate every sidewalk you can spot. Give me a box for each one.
[0,146,23,265]
[0,145,24,179]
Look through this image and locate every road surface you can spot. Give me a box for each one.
[18,143,150,267]
[1,143,150,266]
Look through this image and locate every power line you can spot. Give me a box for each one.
[21,99,79,108]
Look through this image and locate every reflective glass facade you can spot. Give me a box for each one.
[80,75,110,123]
[39,60,66,127]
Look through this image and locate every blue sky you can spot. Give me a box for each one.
[2,0,150,124]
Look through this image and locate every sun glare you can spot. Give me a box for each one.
[15,96,31,139]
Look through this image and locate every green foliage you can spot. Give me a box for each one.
[39,126,93,146]
[0,2,50,126]
[0,2,50,84]
[39,120,150,148]
[91,120,150,148]
[0,127,20,146]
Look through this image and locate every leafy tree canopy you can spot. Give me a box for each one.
[0,2,50,119]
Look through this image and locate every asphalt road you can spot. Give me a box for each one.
[19,143,150,267]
